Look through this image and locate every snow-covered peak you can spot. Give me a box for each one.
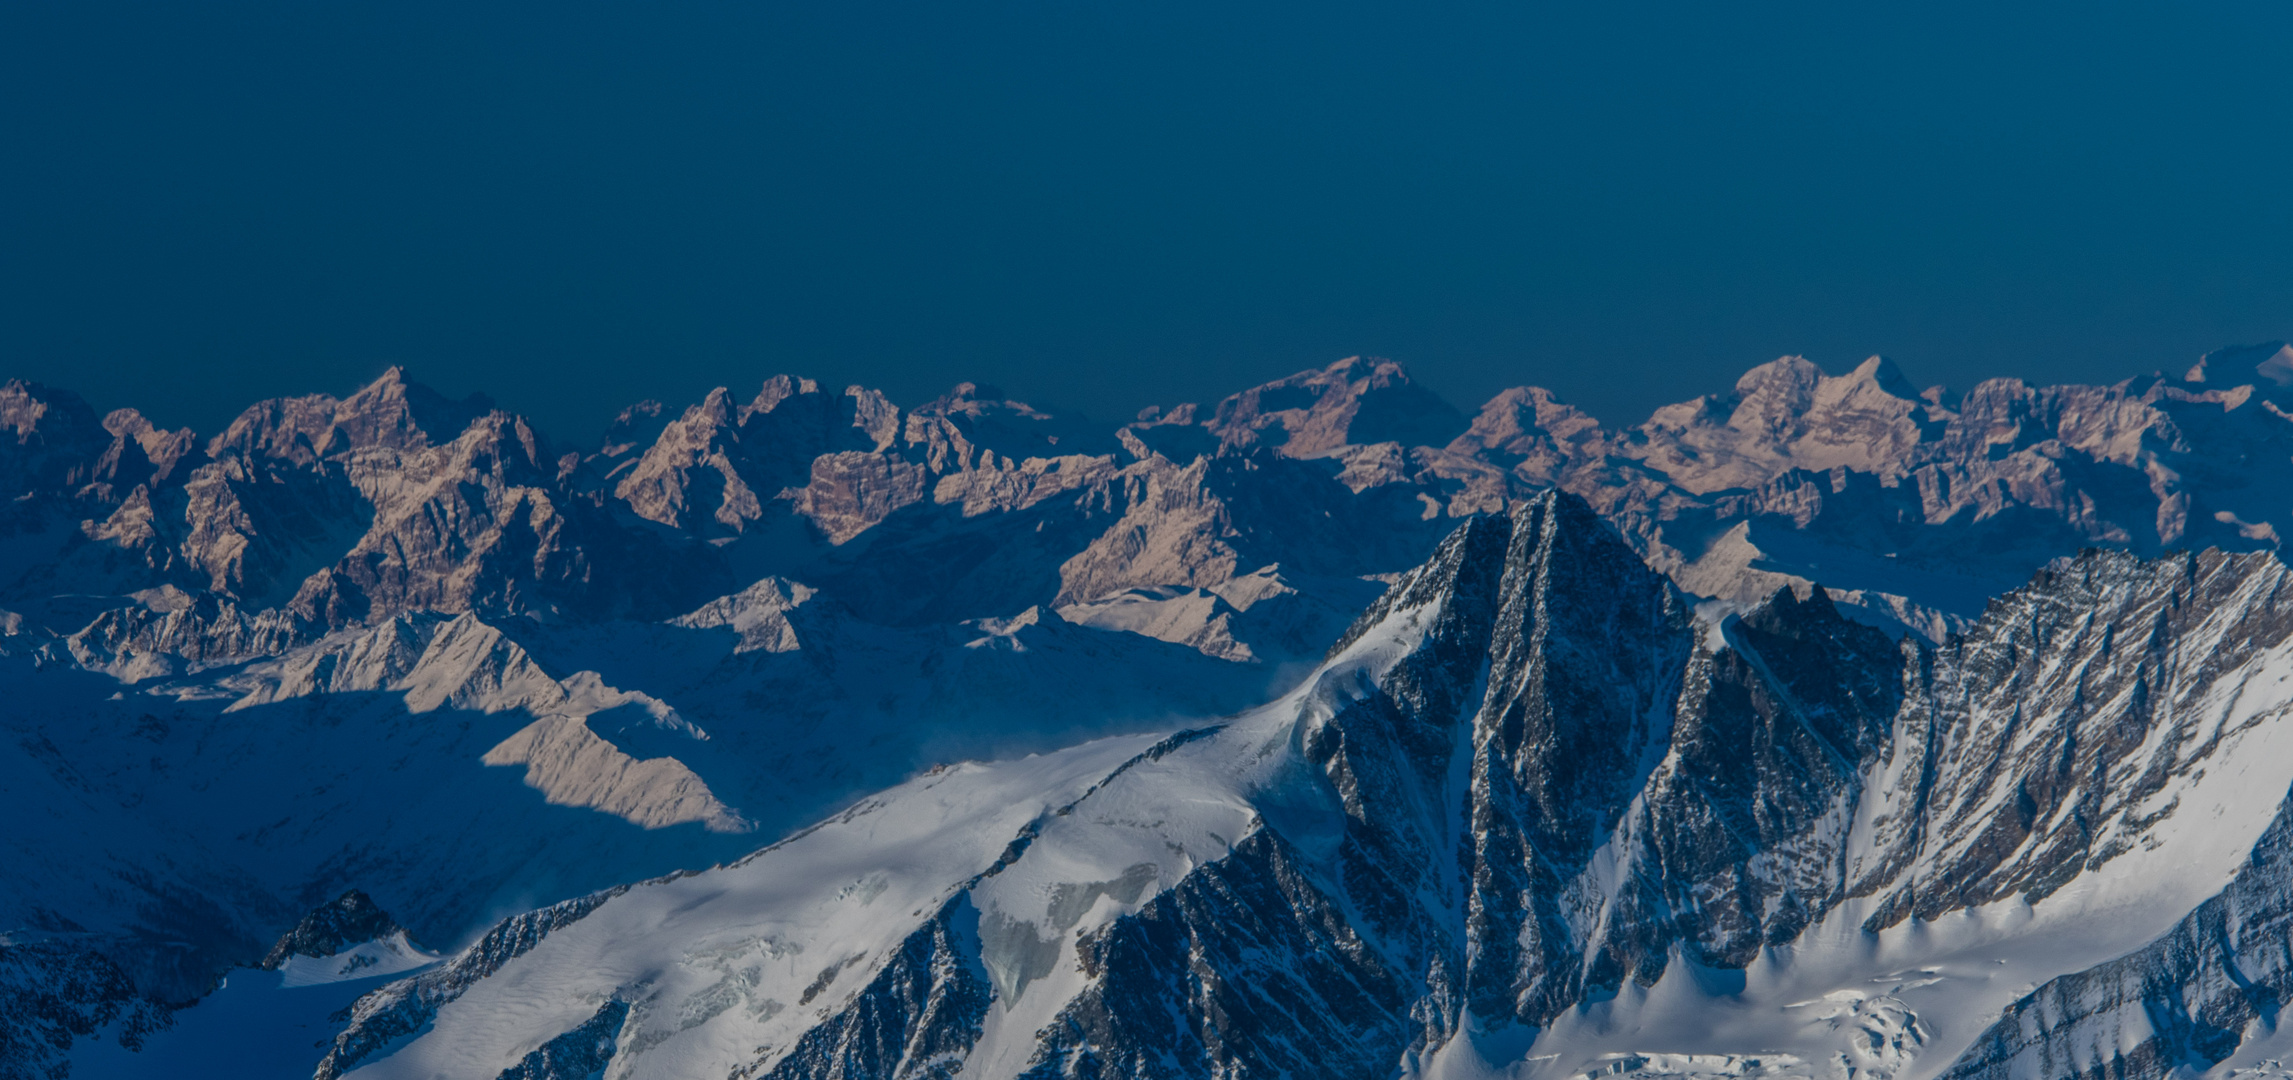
[288,493,2293,1080]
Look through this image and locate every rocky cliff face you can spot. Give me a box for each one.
[259,891,409,971]
[14,345,2288,672]
[1941,797,2293,1080]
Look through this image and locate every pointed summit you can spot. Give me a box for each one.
[208,367,496,464]
[1446,385,1613,481]
[2243,342,2293,387]
[0,379,114,494]
[693,385,737,426]
[905,381,1117,465]
[331,367,495,453]
[2186,341,2293,386]
[0,378,105,448]
[1851,355,1923,399]
[613,385,760,532]
[1631,353,1939,492]
[1730,354,1825,404]
[741,374,821,421]
[1203,355,1466,457]
[609,375,890,536]
[260,890,409,969]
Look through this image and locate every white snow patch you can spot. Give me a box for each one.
[277,931,439,988]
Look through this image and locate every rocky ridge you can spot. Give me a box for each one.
[259,891,407,971]
[11,346,2293,669]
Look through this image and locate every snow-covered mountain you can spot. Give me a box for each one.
[242,491,2293,1080]
[11,345,2293,1079]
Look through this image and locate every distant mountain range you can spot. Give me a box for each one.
[9,344,2293,1080]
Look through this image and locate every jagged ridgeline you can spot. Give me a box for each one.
[8,345,2293,656]
[279,493,2293,1080]
[11,346,2293,1079]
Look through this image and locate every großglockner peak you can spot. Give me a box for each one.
[9,346,2293,1078]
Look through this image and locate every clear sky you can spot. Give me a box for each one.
[4,2,2290,444]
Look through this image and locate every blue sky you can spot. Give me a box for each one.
[4,1,2290,442]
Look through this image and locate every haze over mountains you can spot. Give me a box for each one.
[10,344,2293,1080]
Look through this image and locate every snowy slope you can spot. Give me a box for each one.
[316,522,1470,1079]
[0,559,1278,1078]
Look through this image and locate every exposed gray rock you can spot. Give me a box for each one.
[1942,792,2293,1080]
[260,890,407,969]
[748,899,992,1080]
[318,889,626,1080]
[494,999,630,1080]
[0,939,170,1080]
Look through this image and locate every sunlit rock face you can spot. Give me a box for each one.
[14,347,2293,660]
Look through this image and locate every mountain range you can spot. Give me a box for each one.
[9,343,2293,1079]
